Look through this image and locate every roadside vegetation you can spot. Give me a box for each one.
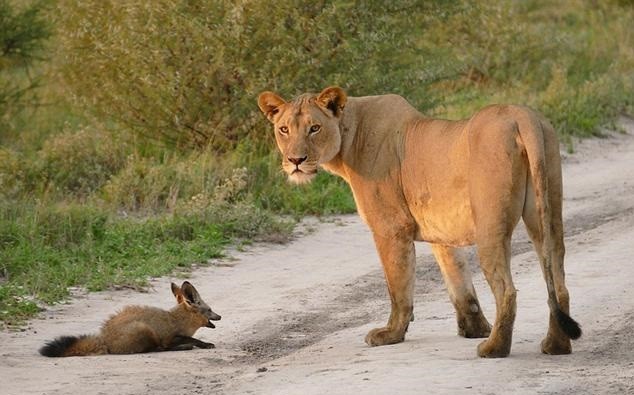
[1,0,633,325]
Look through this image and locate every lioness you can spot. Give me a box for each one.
[258,86,581,357]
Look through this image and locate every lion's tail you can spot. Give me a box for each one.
[516,110,581,341]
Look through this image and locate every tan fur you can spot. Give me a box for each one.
[258,86,581,357]
[39,282,221,357]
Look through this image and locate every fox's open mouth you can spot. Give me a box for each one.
[206,314,221,328]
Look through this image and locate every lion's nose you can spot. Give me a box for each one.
[288,156,307,166]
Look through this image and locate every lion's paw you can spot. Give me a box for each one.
[458,314,492,339]
[365,327,405,347]
[476,339,511,358]
[540,336,571,355]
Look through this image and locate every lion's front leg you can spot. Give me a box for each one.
[365,232,415,347]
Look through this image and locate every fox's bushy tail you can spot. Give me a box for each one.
[39,335,106,357]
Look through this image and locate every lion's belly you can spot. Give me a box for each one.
[408,194,476,246]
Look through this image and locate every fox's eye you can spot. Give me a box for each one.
[279,126,289,135]
[309,124,321,134]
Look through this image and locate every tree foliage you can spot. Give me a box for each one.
[55,0,464,151]
[54,0,634,151]
[0,0,50,133]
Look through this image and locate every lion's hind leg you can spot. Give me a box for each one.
[468,121,527,357]
[475,238,517,358]
[431,244,491,338]
[523,182,574,355]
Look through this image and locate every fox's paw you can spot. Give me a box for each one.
[199,341,215,349]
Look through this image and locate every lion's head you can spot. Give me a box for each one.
[258,86,347,184]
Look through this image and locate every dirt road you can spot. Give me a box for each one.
[2,119,634,395]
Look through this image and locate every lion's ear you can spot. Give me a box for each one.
[316,86,347,117]
[258,91,286,122]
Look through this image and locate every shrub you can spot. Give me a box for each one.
[54,0,634,153]
[101,152,224,213]
[0,0,51,136]
[0,148,26,199]
[37,126,127,197]
[54,0,463,151]
[426,1,634,137]
[539,68,628,141]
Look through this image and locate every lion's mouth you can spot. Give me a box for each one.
[290,165,317,175]
[287,166,318,185]
[291,169,317,177]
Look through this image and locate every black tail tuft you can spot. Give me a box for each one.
[39,336,79,357]
[555,308,582,340]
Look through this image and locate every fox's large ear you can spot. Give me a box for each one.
[171,282,185,304]
[258,91,286,122]
[181,281,201,304]
[316,86,347,117]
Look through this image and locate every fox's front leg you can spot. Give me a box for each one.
[168,335,215,351]
[365,232,415,346]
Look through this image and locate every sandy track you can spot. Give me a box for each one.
[1,119,634,395]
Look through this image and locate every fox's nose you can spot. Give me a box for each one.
[288,156,307,166]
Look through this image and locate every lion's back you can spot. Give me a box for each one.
[348,94,422,131]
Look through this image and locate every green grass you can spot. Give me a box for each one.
[0,200,292,326]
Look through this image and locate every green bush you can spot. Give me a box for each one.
[0,147,26,199]
[101,151,226,212]
[424,1,633,136]
[54,0,634,152]
[36,126,128,196]
[539,67,630,141]
[102,156,178,212]
[101,144,356,215]
[54,0,463,151]
[0,0,51,137]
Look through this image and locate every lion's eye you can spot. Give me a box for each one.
[279,126,289,135]
[309,124,321,134]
